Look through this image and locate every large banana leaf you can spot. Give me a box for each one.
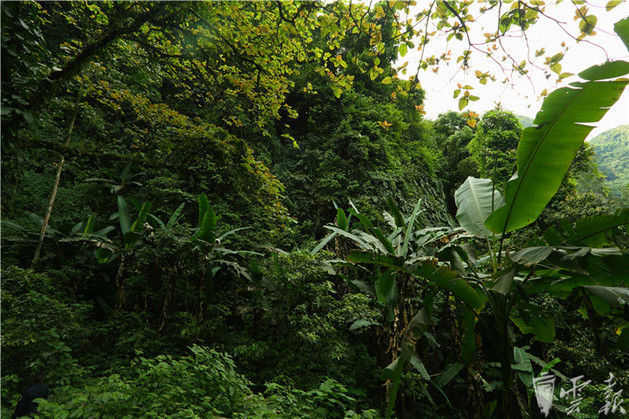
[485,62,628,235]
[455,177,504,238]
[573,208,629,247]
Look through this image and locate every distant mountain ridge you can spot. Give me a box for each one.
[516,115,534,128]
[588,124,629,197]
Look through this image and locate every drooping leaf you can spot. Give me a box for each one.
[509,246,553,265]
[323,225,374,251]
[492,267,516,295]
[216,227,250,242]
[409,353,430,380]
[413,261,485,310]
[455,177,504,238]
[407,294,433,340]
[311,233,336,254]
[435,363,464,387]
[486,61,629,234]
[582,286,629,309]
[347,250,404,269]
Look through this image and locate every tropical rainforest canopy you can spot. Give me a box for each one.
[2,1,628,418]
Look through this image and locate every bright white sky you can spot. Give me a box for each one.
[398,0,629,139]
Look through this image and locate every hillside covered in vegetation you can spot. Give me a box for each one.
[2,2,628,418]
[589,124,629,199]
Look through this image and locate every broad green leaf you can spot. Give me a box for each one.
[382,345,411,418]
[401,198,422,257]
[216,227,250,242]
[455,177,504,238]
[95,247,114,264]
[166,203,186,228]
[336,208,348,231]
[147,214,165,230]
[198,193,210,228]
[386,197,405,229]
[435,363,463,387]
[582,286,629,309]
[413,261,485,310]
[349,209,374,231]
[407,294,433,340]
[117,196,132,235]
[509,246,553,265]
[511,315,555,343]
[312,233,336,254]
[83,215,95,236]
[513,346,533,388]
[485,64,629,234]
[324,226,371,249]
[382,296,434,418]
[131,201,151,233]
[579,61,629,81]
[492,268,516,295]
[372,227,395,254]
[347,250,404,269]
[615,17,629,51]
[573,208,629,247]
[193,207,217,243]
[409,353,430,380]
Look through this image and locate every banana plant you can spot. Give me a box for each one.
[85,163,144,194]
[191,193,260,279]
[187,194,261,322]
[313,198,484,418]
[447,18,629,418]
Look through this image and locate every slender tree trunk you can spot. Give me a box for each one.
[32,96,80,267]
[115,252,127,309]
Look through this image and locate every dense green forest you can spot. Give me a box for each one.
[589,125,629,200]
[2,2,628,418]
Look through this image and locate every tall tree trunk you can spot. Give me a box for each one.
[32,96,80,267]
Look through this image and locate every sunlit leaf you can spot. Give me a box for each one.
[485,61,629,235]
